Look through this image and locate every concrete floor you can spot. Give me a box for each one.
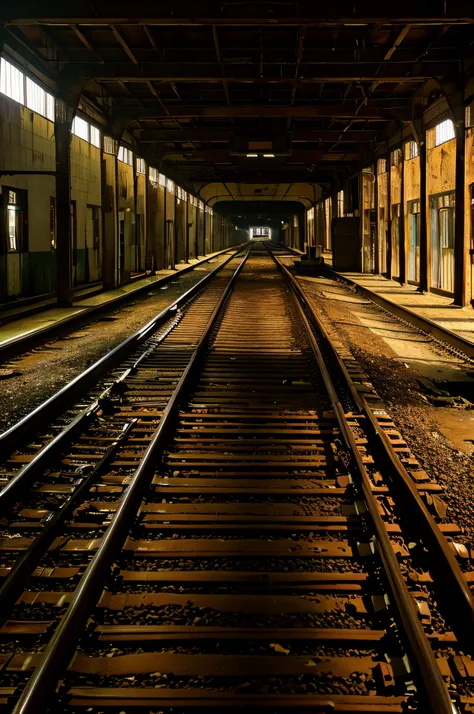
[340,272,474,346]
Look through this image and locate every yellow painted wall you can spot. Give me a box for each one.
[117,160,135,280]
[70,135,102,284]
[0,99,56,298]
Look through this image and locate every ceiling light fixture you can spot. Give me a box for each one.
[263,153,275,158]
[246,153,258,158]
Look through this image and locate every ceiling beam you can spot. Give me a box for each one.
[109,24,138,64]
[69,24,103,60]
[76,62,437,83]
[7,4,474,26]
[113,104,411,120]
[290,24,307,106]
[136,129,385,142]
[163,150,361,162]
[384,24,412,61]
[212,25,231,106]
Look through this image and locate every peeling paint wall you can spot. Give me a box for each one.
[70,135,102,285]
[0,99,56,300]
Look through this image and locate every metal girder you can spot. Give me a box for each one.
[75,62,437,83]
[212,26,230,105]
[6,1,474,26]
[162,149,361,162]
[112,104,411,120]
[69,24,103,61]
[179,168,345,179]
[109,24,138,64]
[136,129,385,142]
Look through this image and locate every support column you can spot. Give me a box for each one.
[185,198,190,262]
[373,167,379,274]
[54,100,73,306]
[418,135,429,293]
[173,192,178,268]
[399,152,407,284]
[201,207,206,256]
[195,206,200,257]
[454,111,467,306]
[133,156,138,273]
[386,151,392,279]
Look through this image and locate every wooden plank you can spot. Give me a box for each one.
[98,592,367,614]
[67,688,407,710]
[68,652,378,677]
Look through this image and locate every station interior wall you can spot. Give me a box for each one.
[0,92,242,305]
[293,118,474,306]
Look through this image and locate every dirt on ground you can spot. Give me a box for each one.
[291,267,474,543]
[0,255,231,433]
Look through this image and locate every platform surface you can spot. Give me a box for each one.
[0,252,227,349]
[337,272,474,346]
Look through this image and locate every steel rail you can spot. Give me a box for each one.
[326,265,474,361]
[0,420,136,616]
[0,244,246,461]
[266,244,458,714]
[0,244,247,365]
[270,246,474,635]
[11,246,252,714]
[0,309,182,514]
[0,301,184,605]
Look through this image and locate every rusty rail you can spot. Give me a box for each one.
[0,245,246,460]
[267,242,461,714]
[11,247,252,714]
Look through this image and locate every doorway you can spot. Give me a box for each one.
[407,199,420,283]
[430,192,455,293]
[1,187,28,300]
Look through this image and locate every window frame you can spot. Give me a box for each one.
[435,119,455,147]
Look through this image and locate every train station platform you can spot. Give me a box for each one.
[0,249,234,359]
[333,271,474,357]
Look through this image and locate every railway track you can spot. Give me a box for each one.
[0,246,243,365]
[0,243,473,712]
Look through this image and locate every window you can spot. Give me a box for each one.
[104,135,116,154]
[391,148,402,167]
[136,157,146,174]
[159,173,167,187]
[72,116,89,142]
[337,190,344,217]
[405,140,419,160]
[1,57,55,120]
[7,190,17,251]
[117,145,133,165]
[0,57,24,105]
[72,116,101,146]
[149,167,158,184]
[6,188,27,253]
[167,178,175,194]
[466,102,474,129]
[377,158,387,174]
[435,119,455,146]
[90,125,100,148]
[26,77,54,121]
